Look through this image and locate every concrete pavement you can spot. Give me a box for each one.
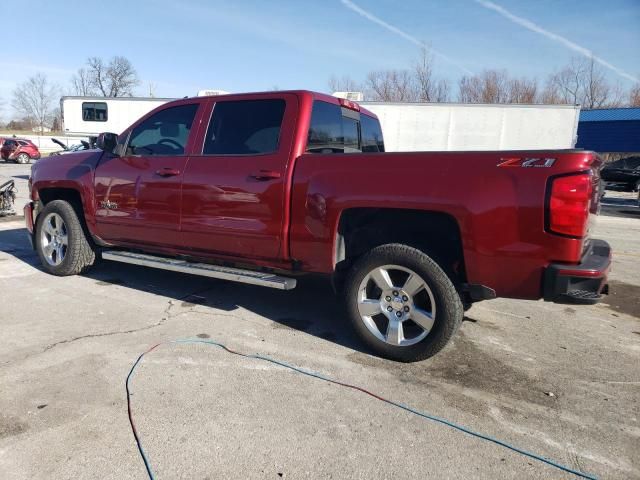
[0,163,638,479]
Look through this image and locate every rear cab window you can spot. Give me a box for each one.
[306,100,384,154]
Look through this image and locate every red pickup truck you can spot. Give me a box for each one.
[25,90,611,361]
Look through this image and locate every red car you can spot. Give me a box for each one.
[25,90,610,362]
[1,138,41,163]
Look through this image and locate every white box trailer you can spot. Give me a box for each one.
[359,102,581,152]
[60,96,174,136]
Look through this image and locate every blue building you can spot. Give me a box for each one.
[576,107,640,153]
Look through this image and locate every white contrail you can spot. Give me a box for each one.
[339,0,473,75]
[474,0,639,83]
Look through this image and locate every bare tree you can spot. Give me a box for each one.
[12,73,59,133]
[71,67,96,96]
[458,70,512,103]
[546,58,584,105]
[539,80,564,104]
[545,57,617,108]
[630,82,640,106]
[74,56,140,97]
[0,96,5,125]
[329,47,451,103]
[508,77,538,103]
[328,75,361,93]
[413,47,450,102]
[51,107,62,132]
[583,58,612,108]
[366,70,418,102]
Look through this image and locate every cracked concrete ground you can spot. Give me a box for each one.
[0,166,639,479]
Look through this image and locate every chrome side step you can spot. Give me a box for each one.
[101,250,297,290]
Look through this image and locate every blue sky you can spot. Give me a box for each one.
[1,0,638,116]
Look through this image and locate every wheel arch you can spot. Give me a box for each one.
[36,187,97,244]
[334,207,467,283]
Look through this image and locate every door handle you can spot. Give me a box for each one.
[155,168,181,177]
[250,170,282,181]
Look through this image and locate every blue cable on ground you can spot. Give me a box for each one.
[126,338,599,480]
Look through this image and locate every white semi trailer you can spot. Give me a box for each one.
[60,96,174,136]
[359,101,581,152]
[61,94,580,152]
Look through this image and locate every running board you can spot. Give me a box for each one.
[101,251,297,290]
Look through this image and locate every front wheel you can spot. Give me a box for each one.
[16,153,30,164]
[35,200,96,276]
[344,244,463,362]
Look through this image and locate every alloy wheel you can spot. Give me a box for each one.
[40,213,68,266]
[356,264,436,346]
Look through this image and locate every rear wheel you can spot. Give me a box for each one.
[16,153,30,164]
[344,244,463,362]
[35,200,96,276]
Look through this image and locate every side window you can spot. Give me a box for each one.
[306,100,384,154]
[611,158,627,169]
[203,99,286,155]
[127,104,198,156]
[306,101,344,153]
[82,102,108,122]
[625,157,640,169]
[361,114,385,153]
[18,141,28,146]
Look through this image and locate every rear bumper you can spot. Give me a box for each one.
[543,239,611,304]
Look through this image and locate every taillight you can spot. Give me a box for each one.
[547,173,592,238]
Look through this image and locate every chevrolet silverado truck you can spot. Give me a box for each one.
[25,91,611,362]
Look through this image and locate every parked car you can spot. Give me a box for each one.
[1,138,41,163]
[25,90,611,362]
[601,156,640,191]
[49,138,91,156]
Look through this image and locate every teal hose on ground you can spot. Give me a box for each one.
[126,338,599,480]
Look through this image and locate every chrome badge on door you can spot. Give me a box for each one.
[100,200,119,210]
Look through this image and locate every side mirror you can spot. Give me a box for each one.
[96,132,118,153]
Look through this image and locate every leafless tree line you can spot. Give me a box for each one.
[4,56,139,131]
[330,52,640,108]
[331,48,451,102]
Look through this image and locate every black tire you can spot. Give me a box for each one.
[344,244,463,362]
[35,200,95,276]
[16,153,30,164]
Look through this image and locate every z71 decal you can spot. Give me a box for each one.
[498,157,556,168]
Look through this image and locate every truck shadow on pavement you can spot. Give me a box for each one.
[0,226,371,353]
[91,259,366,350]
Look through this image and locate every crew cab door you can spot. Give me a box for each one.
[180,95,297,260]
[94,101,203,247]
